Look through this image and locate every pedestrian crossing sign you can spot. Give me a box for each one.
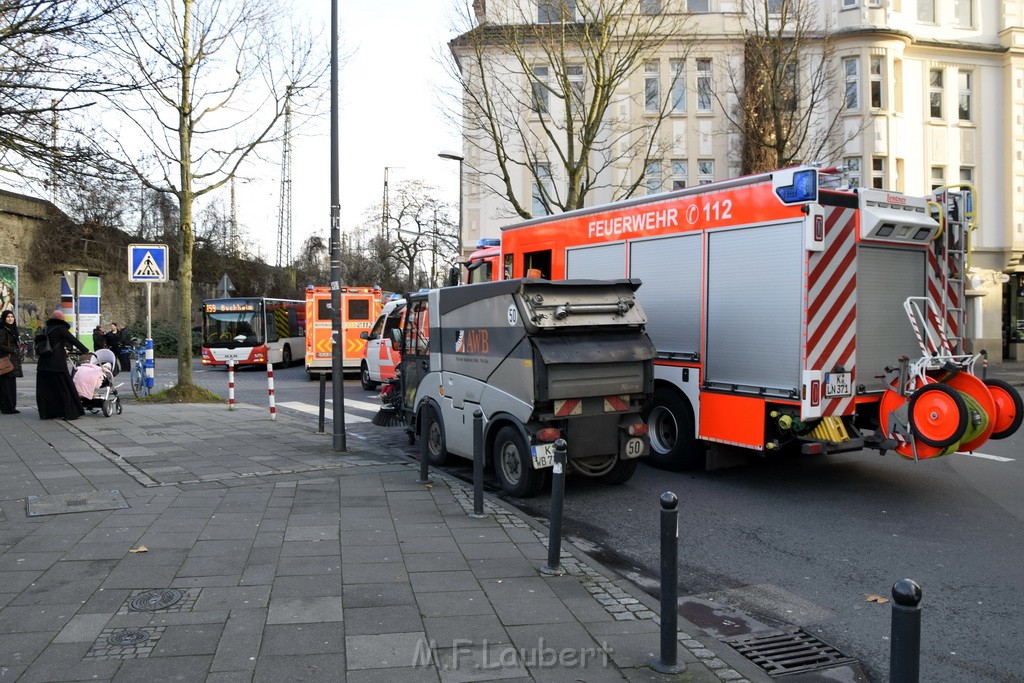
[128,244,168,283]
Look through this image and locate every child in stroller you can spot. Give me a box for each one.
[73,349,123,417]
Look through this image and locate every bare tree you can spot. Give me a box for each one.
[446,0,694,218]
[0,0,124,184]
[720,0,851,174]
[92,0,326,389]
[382,180,458,290]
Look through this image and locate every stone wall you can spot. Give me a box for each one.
[0,189,194,338]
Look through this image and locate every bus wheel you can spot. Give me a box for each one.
[360,363,378,391]
[420,404,452,466]
[280,346,292,368]
[493,426,544,498]
[643,387,704,471]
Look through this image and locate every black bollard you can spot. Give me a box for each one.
[890,579,922,683]
[540,439,567,576]
[317,373,327,434]
[651,491,684,674]
[469,409,486,518]
[416,413,431,485]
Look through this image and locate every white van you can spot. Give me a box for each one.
[358,298,406,390]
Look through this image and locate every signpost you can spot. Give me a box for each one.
[128,244,168,390]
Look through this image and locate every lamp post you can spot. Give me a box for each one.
[438,151,464,271]
[329,0,346,451]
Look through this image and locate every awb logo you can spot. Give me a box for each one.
[455,329,489,353]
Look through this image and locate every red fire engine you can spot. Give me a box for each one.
[497,167,1022,468]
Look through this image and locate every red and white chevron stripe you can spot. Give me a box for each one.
[805,205,857,416]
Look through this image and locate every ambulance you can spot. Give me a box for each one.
[304,285,383,379]
[359,297,406,390]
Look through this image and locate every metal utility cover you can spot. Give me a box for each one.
[25,490,129,517]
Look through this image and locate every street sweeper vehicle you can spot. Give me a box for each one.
[398,277,656,497]
[496,167,1023,469]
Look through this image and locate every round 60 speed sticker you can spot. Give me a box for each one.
[507,304,518,326]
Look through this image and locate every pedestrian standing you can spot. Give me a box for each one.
[36,309,89,420]
[0,310,23,414]
[105,323,121,364]
[117,323,133,371]
[92,325,106,351]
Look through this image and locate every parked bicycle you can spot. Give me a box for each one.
[129,340,149,398]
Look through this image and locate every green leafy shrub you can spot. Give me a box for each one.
[125,319,196,358]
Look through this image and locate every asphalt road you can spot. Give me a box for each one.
[154,359,1024,682]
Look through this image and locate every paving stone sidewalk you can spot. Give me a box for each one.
[0,403,771,682]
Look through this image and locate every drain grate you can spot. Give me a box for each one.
[724,626,857,676]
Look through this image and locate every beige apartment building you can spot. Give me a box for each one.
[452,0,1024,358]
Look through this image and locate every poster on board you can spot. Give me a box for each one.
[0,264,16,315]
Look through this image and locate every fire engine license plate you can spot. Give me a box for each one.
[531,444,555,469]
[824,372,852,398]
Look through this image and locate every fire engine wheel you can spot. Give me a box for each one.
[493,426,545,498]
[908,383,968,448]
[419,404,453,466]
[643,387,703,471]
[360,363,379,391]
[984,378,1024,440]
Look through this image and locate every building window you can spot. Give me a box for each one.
[953,0,973,27]
[532,66,549,114]
[845,157,861,186]
[645,161,662,194]
[688,0,710,12]
[871,157,885,189]
[841,0,858,8]
[870,57,883,109]
[768,0,784,13]
[929,68,943,119]
[781,63,798,112]
[958,70,972,122]
[843,57,859,110]
[641,0,660,14]
[538,0,576,23]
[671,159,688,189]
[670,60,686,112]
[568,64,585,116]
[696,59,713,112]
[931,166,945,191]
[644,61,660,112]
[917,0,934,23]
[532,164,551,216]
[697,159,714,184]
[960,167,974,185]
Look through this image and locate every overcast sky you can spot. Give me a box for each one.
[236,0,463,261]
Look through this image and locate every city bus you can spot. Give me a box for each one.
[200,297,305,367]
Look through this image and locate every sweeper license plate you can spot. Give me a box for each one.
[824,372,852,398]
[531,444,555,469]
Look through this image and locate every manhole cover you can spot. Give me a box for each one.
[128,589,184,612]
[107,629,151,647]
[25,490,129,517]
[725,626,857,676]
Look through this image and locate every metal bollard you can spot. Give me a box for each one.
[227,361,236,411]
[651,492,685,674]
[889,579,922,683]
[469,409,487,518]
[540,439,567,576]
[267,364,276,421]
[317,373,327,434]
[980,349,988,380]
[416,416,431,485]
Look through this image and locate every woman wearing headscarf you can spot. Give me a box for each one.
[0,309,22,414]
[36,309,89,420]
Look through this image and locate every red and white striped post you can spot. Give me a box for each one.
[267,364,276,420]
[227,361,236,411]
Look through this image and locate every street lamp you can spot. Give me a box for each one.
[438,151,464,271]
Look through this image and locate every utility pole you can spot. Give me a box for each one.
[329,0,346,451]
[276,88,294,268]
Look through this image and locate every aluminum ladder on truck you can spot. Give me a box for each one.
[930,187,972,356]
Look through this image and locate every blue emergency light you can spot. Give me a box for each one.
[775,169,818,205]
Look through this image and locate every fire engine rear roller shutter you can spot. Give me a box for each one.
[706,221,803,393]
[856,246,926,393]
[629,234,702,356]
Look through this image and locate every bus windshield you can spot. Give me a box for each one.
[203,300,263,345]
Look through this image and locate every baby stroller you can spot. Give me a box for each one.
[74,349,123,417]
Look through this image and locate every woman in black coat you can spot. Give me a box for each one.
[0,309,22,414]
[35,309,89,420]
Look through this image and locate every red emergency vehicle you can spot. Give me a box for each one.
[305,285,383,378]
[497,167,1022,468]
